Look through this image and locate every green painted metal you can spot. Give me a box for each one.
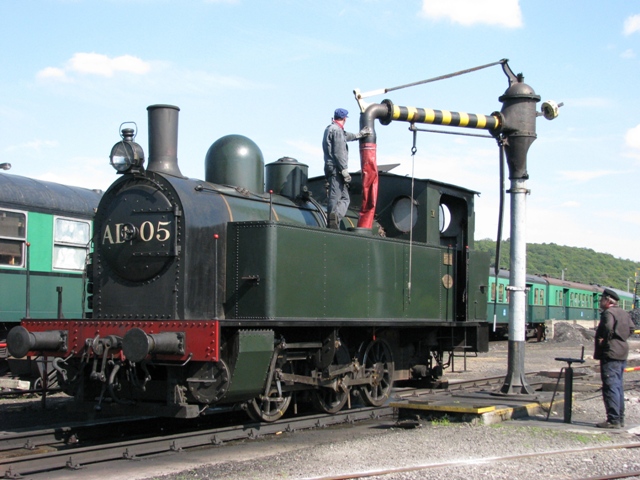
[226,221,486,322]
[27,212,54,272]
[468,251,490,321]
[224,330,274,402]
[1,273,85,321]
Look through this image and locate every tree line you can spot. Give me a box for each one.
[475,239,640,293]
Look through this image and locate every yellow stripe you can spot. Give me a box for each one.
[392,105,402,120]
[424,108,435,123]
[406,106,417,121]
[389,402,496,414]
[476,115,487,129]
[459,112,469,127]
[441,110,452,125]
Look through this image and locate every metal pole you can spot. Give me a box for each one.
[496,63,540,396]
[56,286,63,318]
[563,365,574,423]
[25,242,31,319]
[501,179,534,394]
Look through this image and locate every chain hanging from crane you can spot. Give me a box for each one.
[406,126,418,304]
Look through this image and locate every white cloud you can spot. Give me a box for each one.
[625,124,640,149]
[37,53,151,81]
[623,14,640,36]
[621,49,636,59]
[558,170,619,183]
[67,53,150,77]
[4,139,59,153]
[36,156,114,191]
[420,0,523,28]
[565,97,611,108]
[36,67,69,81]
[285,139,322,159]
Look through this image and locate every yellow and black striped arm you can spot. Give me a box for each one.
[389,103,501,132]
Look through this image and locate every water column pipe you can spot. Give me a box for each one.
[356,102,389,228]
[354,62,550,395]
[496,65,540,395]
[355,100,501,228]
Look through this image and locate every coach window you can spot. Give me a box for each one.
[0,209,26,267]
[53,217,91,271]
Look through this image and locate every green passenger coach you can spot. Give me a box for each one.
[487,269,636,338]
[0,173,101,359]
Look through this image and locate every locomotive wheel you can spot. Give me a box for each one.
[246,385,292,422]
[311,344,352,414]
[311,379,350,414]
[246,361,293,422]
[359,339,394,407]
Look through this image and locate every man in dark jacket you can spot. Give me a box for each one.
[322,108,370,229]
[594,288,635,428]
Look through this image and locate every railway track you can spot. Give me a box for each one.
[0,405,393,479]
[0,366,634,479]
[307,442,640,480]
[0,372,600,478]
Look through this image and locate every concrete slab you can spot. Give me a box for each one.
[391,390,564,425]
[0,378,30,390]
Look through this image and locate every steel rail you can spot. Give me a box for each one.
[308,441,640,480]
[0,415,155,454]
[1,406,393,479]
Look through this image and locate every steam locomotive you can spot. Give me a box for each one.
[7,104,490,420]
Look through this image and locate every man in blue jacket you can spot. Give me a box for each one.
[322,108,369,229]
[594,288,635,428]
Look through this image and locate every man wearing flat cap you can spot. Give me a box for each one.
[594,288,635,428]
[322,108,371,229]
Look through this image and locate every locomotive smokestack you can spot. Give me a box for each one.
[147,104,184,177]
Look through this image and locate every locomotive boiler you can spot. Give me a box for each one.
[8,104,489,420]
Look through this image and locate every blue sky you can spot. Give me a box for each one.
[2,0,640,266]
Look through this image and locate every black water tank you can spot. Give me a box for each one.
[265,157,308,199]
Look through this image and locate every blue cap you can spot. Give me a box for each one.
[334,108,349,119]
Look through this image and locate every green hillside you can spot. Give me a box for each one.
[476,239,640,292]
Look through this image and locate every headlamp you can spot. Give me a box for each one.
[109,124,145,174]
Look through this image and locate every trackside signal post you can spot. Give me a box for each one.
[354,60,560,394]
